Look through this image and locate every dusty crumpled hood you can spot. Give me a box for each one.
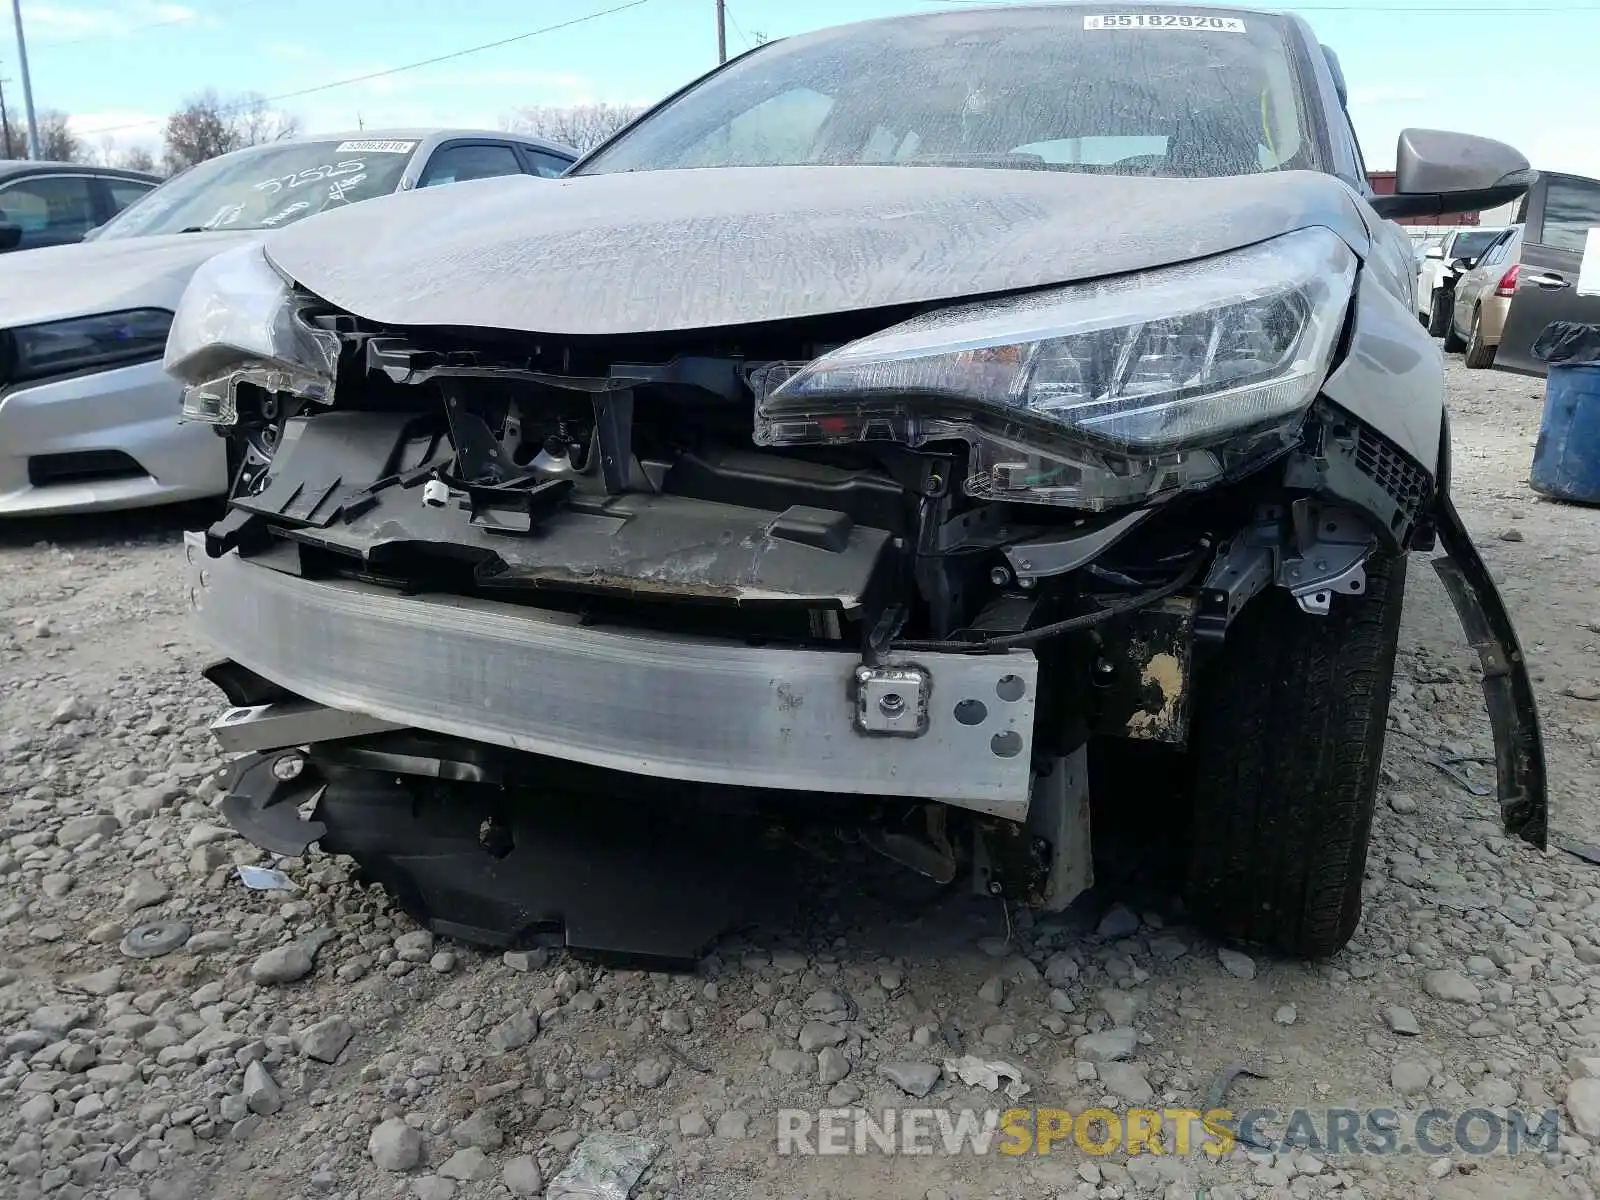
[0,230,256,329]
[263,165,1372,336]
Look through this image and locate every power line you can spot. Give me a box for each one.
[724,1,752,48]
[77,0,655,137]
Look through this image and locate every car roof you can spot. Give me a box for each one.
[221,128,579,160]
[789,1,1292,38]
[0,159,161,184]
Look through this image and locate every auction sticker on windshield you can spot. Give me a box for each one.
[335,140,416,154]
[1083,13,1245,30]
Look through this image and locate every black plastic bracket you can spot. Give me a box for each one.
[219,751,329,857]
[435,470,573,536]
[1431,492,1548,847]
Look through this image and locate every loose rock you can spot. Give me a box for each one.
[297,1015,355,1063]
[369,1118,423,1172]
[881,1061,942,1098]
[1422,970,1481,1005]
[1217,948,1257,980]
[243,1061,282,1115]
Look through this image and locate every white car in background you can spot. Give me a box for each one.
[0,129,576,517]
[1415,225,1506,332]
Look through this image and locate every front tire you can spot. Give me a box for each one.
[1184,552,1406,958]
[1463,308,1495,369]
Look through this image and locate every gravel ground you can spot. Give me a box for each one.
[4,358,1600,1200]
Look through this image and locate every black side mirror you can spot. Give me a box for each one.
[1448,257,1473,274]
[1371,129,1534,220]
[0,222,22,251]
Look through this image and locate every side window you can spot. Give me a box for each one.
[107,180,156,215]
[524,150,573,178]
[1481,231,1517,267]
[418,144,525,189]
[1539,176,1600,254]
[0,175,99,248]
[1343,113,1371,194]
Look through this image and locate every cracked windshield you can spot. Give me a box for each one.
[91,139,417,238]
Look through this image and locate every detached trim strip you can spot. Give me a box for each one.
[183,534,1038,818]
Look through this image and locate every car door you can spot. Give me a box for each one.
[0,172,101,251]
[415,141,528,189]
[1453,227,1515,336]
[1496,172,1600,375]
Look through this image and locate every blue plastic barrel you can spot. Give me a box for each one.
[1530,363,1600,504]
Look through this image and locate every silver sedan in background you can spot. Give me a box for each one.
[0,129,576,517]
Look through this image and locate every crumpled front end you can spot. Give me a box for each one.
[170,236,1546,960]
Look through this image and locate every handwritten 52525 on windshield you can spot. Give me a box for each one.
[254,160,368,197]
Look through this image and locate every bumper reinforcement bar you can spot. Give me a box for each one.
[184,533,1039,819]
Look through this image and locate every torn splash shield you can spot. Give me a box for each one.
[306,762,798,969]
[1431,493,1547,847]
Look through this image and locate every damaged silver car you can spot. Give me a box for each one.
[169,3,1546,963]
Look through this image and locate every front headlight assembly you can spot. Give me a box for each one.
[164,243,340,425]
[1,309,172,384]
[754,227,1358,510]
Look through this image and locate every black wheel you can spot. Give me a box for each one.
[1427,288,1452,338]
[1443,313,1467,353]
[1184,552,1406,958]
[1463,308,1495,369]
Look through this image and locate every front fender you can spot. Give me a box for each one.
[1320,267,1445,473]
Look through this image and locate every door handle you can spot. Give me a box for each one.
[1527,272,1569,290]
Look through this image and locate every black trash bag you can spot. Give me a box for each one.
[1533,322,1600,367]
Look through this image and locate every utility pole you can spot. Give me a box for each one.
[9,0,38,159]
[715,0,726,63]
[0,76,12,159]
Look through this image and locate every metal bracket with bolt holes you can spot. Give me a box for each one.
[209,699,405,753]
[1198,502,1376,635]
[970,747,1091,909]
[1024,746,1094,911]
[853,665,931,737]
[1000,509,1151,583]
[1277,498,1376,616]
[1197,522,1276,643]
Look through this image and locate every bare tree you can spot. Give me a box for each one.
[162,89,299,173]
[1,109,88,161]
[504,102,644,154]
[117,146,159,174]
[232,93,301,147]
[163,90,237,173]
[38,110,85,162]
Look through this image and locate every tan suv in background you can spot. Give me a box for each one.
[1447,224,1523,368]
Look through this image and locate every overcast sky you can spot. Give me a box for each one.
[8,0,1599,179]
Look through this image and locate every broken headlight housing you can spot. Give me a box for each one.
[754,227,1357,510]
[163,243,340,425]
